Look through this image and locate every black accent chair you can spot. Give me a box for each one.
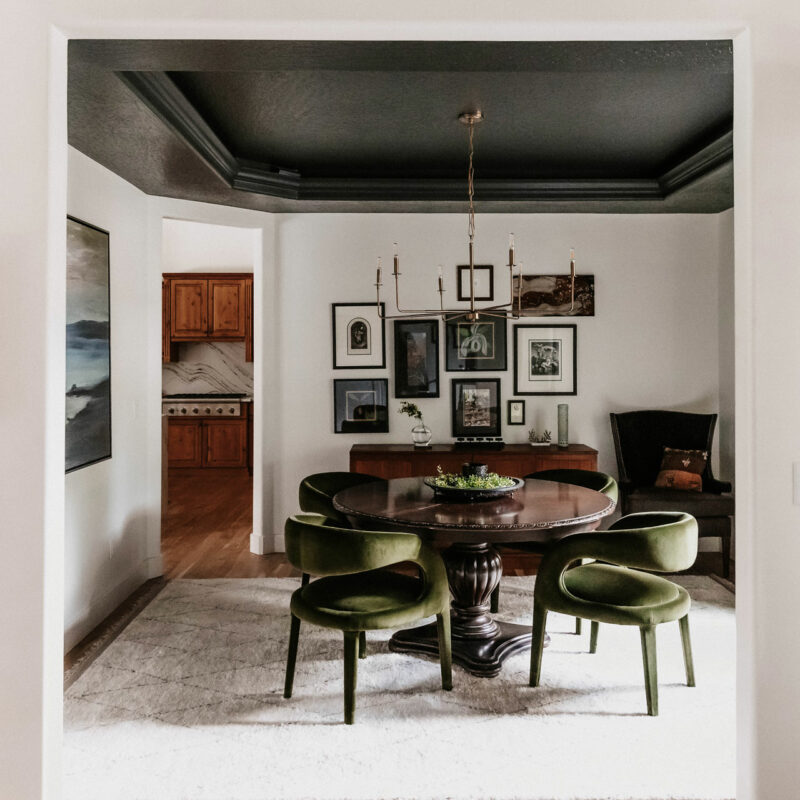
[609,410,734,578]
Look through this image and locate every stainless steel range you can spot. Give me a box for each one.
[162,393,245,418]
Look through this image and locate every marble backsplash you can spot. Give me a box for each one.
[162,342,254,396]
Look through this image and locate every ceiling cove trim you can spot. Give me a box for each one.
[117,70,732,205]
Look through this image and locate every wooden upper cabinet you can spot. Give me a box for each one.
[162,273,253,362]
[209,279,246,338]
[170,279,208,339]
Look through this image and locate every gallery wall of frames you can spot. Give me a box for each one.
[330,266,591,441]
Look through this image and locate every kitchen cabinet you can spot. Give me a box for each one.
[167,418,248,468]
[162,273,253,362]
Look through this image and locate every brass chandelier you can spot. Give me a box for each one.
[374,110,576,321]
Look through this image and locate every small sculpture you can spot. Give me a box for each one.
[527,428,552,445]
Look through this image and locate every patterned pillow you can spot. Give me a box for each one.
[654,446,708,492]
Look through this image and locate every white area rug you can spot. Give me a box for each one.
[64,576,735,800]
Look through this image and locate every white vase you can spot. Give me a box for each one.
[411,423,432,447]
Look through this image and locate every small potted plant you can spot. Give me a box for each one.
[528,428,552,447]
[398,401,432,447]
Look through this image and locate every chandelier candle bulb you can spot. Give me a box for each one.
[508,233,515,265]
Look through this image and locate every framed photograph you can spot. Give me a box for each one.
[507,399,526,426]
[451,378,501,438]
[332,302,386,369]
[457,264,494,302]
[513,324,577,396]
[512,274,595,316]
[66,216,112,473]
[334,379,389,433]
[445,315,507,371]
[394,319,439,398]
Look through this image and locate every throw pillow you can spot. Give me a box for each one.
[654,446,708,492]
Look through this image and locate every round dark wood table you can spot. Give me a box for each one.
[333,476,615,678]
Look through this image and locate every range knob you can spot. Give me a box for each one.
[192,408,199,414]
[229,408,235,414]
[180,408,187,415]
[204,408,211,415]
[167,408,175,415]
[216,407,224,414]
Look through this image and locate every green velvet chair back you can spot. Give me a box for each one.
[525,468,619,505]
[285,513,443,584]
[298,471,385,524]
[537,512,698,598]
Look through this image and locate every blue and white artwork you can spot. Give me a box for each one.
[66,216,111,472]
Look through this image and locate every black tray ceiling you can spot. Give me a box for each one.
[68,40,733,213]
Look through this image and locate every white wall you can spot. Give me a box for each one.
[162,219,256,272]
[64,148,153,650]
[272,212,725,548]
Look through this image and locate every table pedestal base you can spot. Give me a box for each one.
[389,620,532,678]
[389,541,543,678]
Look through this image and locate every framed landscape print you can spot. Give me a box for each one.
[334,379,389,433]
[445,315,507,371]
[457,264,494,302]
[65,216,111,473]
[512,274,595,316]
[394,319,439,398]
[507,399,526,425]
[332,302,386,369]
[451,378,501,438]
[513,324,577,396]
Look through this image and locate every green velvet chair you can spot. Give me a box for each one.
[490,469,619,623]
[297,471,386,595]
[529,511,698,716]
[283,514,453,724]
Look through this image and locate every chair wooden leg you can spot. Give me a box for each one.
[589,621,599,654]
[343,631,359,725]
[284,614,301,699]
[358,630,367,659]
[575,617,582,635]
[721,529,732,580]
[679,614,696,687]
[640,626,659,716]
[529,603,548,686]
[490,585,500,613]
[436,611,453,691]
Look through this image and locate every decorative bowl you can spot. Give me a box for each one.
[423,476,525,503]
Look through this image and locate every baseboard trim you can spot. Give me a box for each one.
[250,530,267,555]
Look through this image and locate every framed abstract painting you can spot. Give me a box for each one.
[66,216,112,472]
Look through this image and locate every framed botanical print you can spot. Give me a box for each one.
[66,216,112,473]
[507,399,526,425]
[394,319,439,398]
[451,378,501,438]
[332,302,386,369]
[445,315,507,371]
[513,324,577,396]
[457,264,494,302]
[333,379,389,433]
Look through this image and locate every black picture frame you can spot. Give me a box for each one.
[457,264,494,302]
[513,323,577,396]
[333,379,389,433]
[331,302,386,369]
[393,319,439,398]
[507,399,526,426]
[66,215,112,473]
[451,378,501,438]
[445,315,507,372]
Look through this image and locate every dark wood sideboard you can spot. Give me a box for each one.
[349,443,598,480]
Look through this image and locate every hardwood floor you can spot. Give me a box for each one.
[162,468,297,579]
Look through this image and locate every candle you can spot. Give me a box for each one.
[508,232,515,265]
[438,275,444,293]
[393,243,400,275]
[569,247,575,278]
